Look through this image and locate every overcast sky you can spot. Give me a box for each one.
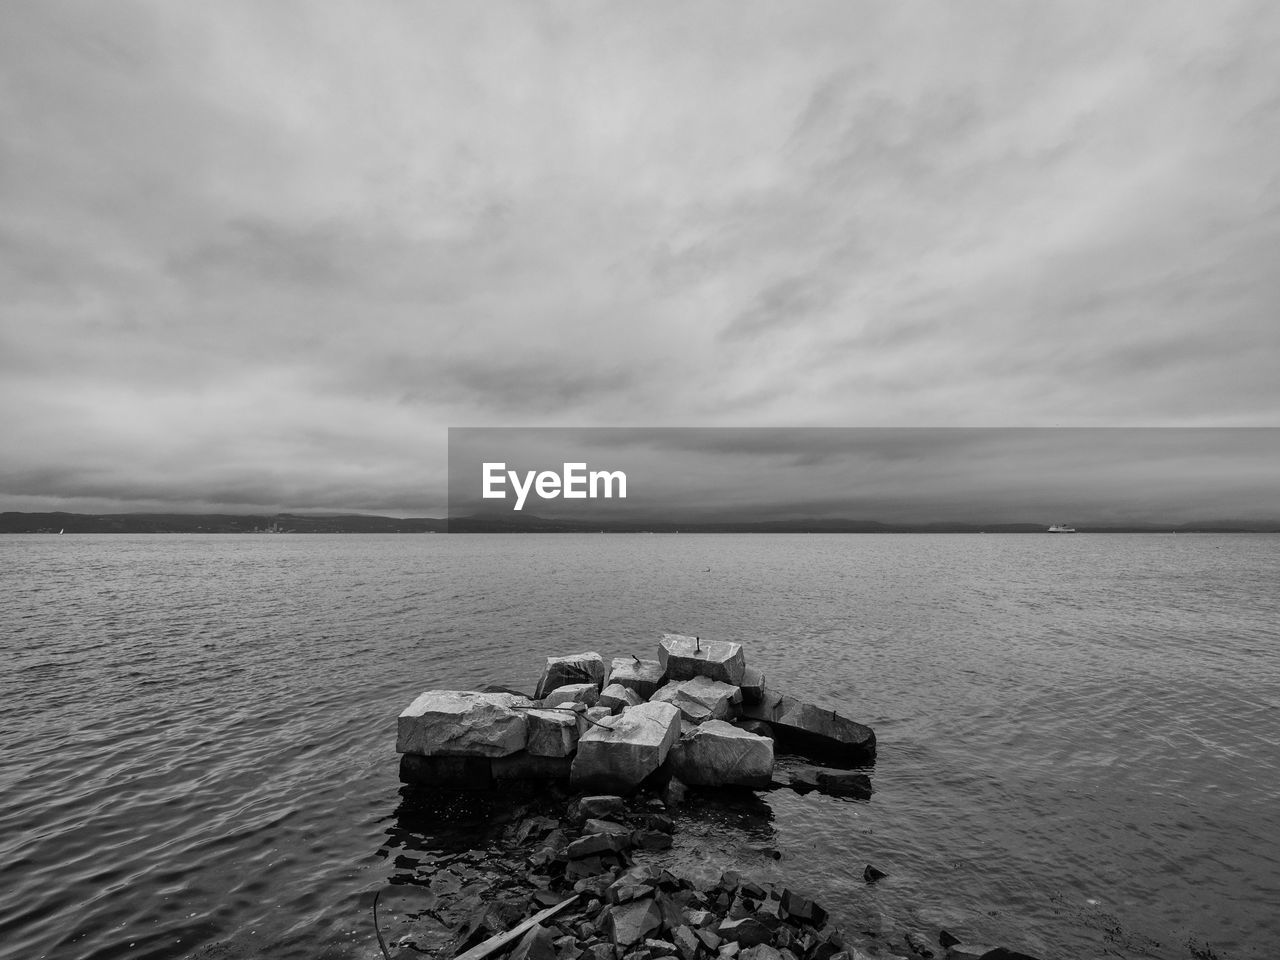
[2,2,1278,516]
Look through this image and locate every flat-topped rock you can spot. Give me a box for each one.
[742,688,875,763]
[534,652,608,699]
[651,676,742,724]
[525,708,579,757]
[608,657,665,699]
[669,720,773,788]
[739,666,765,704]
[659,634,746,686]
[396,690,531,757]
[571,701,682,793]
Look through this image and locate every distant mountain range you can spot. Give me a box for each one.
[3,511,1279,534]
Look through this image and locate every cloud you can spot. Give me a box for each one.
[2,1,1279,513]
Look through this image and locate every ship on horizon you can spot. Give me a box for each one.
[1047,523,1077,533]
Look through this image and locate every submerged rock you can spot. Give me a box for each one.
[396,690,531,757]
[659,634,746,686]
[651,676,742,724]
[670,720,774,788]
[571,701,682,793]
[534,652,608,699]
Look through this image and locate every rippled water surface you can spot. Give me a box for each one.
[2,534,1278,960]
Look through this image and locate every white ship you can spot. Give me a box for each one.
[1047,523,1077,533]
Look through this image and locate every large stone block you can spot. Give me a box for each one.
[659,634,745,686]
[651,676,742,724]
[608,657,665,699]
[741,688,875,763]
[669,720,773,788]
[534,652,608,699]
[396,690,531,757]
[570,701,682,793]
[525,708,579,757]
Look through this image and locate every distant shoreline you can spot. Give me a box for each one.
[4,511,1279,534]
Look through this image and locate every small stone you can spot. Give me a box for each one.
[738,667,765,704]
[608,899,663,948]
[574,796,629,822]
[863,864,887,883]
[904,931,934,957]
[717,918,772,948]
[687,910,715,929]
[672,926,701,960]
[584,818,633,837]
[739,947,782,960]
[647,813,675,833]
[947,945,998,960]
[662,778,688,808]
[631,829,674,851]
[644,940,678,957]
[567,832,631,859]
[695,929,722,952]
[780,890,827,927]
[718,945,740,960]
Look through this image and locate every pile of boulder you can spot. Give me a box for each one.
[396,634,877,794]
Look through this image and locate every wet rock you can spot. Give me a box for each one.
[646,813,675,833]
[662,778,688,808]
[608,898,663,948]
[670,721,773,788]
[695,929,723,952]
[396,690,531,757]
[545,683,602,708]
[631,828,674,850]
[652,677,743,724]
[571,702,682,793]
[535,653,609,699]
[779,890,827,928]
[717,918,773,948]
[600,683,645,712]
[904,931,934,958]
[659,634,746,686]
[568,832,632,859]
[526,709,581,757]
[492,752,573,781]
[672,925,701,960]
[398,753,493,789]
[609,657,666,700]
[572,796,628,823]
[584,818,633,837]
[738,667,765,705]
[510,924,559,960]
[813,770,872,799]
[863,865,886,883]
